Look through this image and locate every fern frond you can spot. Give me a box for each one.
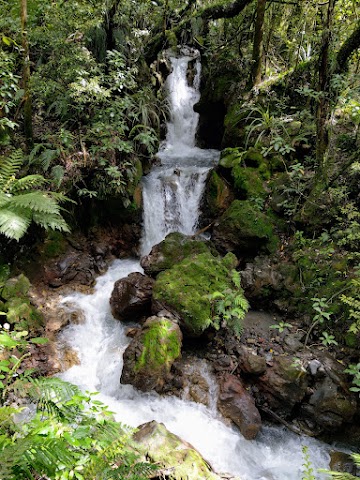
[0,208,31,241]
[10,175,48,193]
[231,269,241,288]
[29,378,81,419]
[51,165,65,188]
[32,211,70,232]
[0,150,23,191]
[7,192,61,215]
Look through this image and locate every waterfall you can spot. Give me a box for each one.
[58,50,331,479]
[140,52,219,255]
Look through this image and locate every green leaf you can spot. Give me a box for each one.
[30,337,49,345]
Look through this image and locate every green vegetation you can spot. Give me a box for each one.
[153,251,247,337]
[135,317,182,372]
[0,0,360,477]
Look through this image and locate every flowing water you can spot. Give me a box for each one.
[59,50,331,479]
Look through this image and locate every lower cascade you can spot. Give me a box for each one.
[58,50,331,479]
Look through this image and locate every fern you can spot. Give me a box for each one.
[0,209,32,240]
[10,175,47,192]
[0,150,23,191]
[0,149,71,240]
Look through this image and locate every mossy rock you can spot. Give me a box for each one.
[140,232,216,277]
[121,316,182,392]
[204,170,233,217]
[152,251,240,337]
[1,274,30,300]
[231,166,266,199]
[42,231,67,258]
[219,147,243,169]
[134,421,223,480]
[212,200,278,256]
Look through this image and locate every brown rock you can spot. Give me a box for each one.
[217,373,261,440]
[110,272,154,322]
[256,356,309,414]
[238,346,266,375]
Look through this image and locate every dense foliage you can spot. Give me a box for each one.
[0,0,360,477]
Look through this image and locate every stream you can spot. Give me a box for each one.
[58,49,331,479]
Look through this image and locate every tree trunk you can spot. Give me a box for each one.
[315,0,336,181]
[21,0,33,148]
[250,0,266,87]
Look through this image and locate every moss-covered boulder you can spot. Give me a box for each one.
[212,200,278,256]
[140,232,215,277]
[152,251,241,337]
[121,316,182,393]
[133,421,225,480]
[202,170,234,219]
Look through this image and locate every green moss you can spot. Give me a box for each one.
[219,147,244,169]
[153,251,242,336]
[232,165,266,198]
[42,231,67,258]
[135,318,181,372]
[1,274,30,300]
[134,422,220,480]
[219,200,278,253]
[143,232,215,275]
[206,170,232,216]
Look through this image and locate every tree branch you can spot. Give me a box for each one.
[335,20,360,74]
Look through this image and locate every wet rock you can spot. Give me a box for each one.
[302,376,357,429]
[256,356,309,415]
[44,252,97,287]
[217,373,261,440]
[176,357,215,407]
[140,232,213,277]
[133,421,225,480]
[110,272,154,322]
[202,169,234,219]
[121,316,182,393]
[238,346,266,375]
[240,256,283,299]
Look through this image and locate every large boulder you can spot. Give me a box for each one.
[152,251,242,337]
[110,272,154,322]
[121,316,182,393]
[140,232,214,277]
[212,200,277,256]
[133,421,230,480]
[217,373,261,440]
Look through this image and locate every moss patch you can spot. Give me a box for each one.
[153,251,240,337]
[135,317,182,372]
[134,421,221,480]
[141,232,215,276]
[213,200,278,255]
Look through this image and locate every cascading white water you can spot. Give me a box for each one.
[141,51,219,255]
[59,50,332,479]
